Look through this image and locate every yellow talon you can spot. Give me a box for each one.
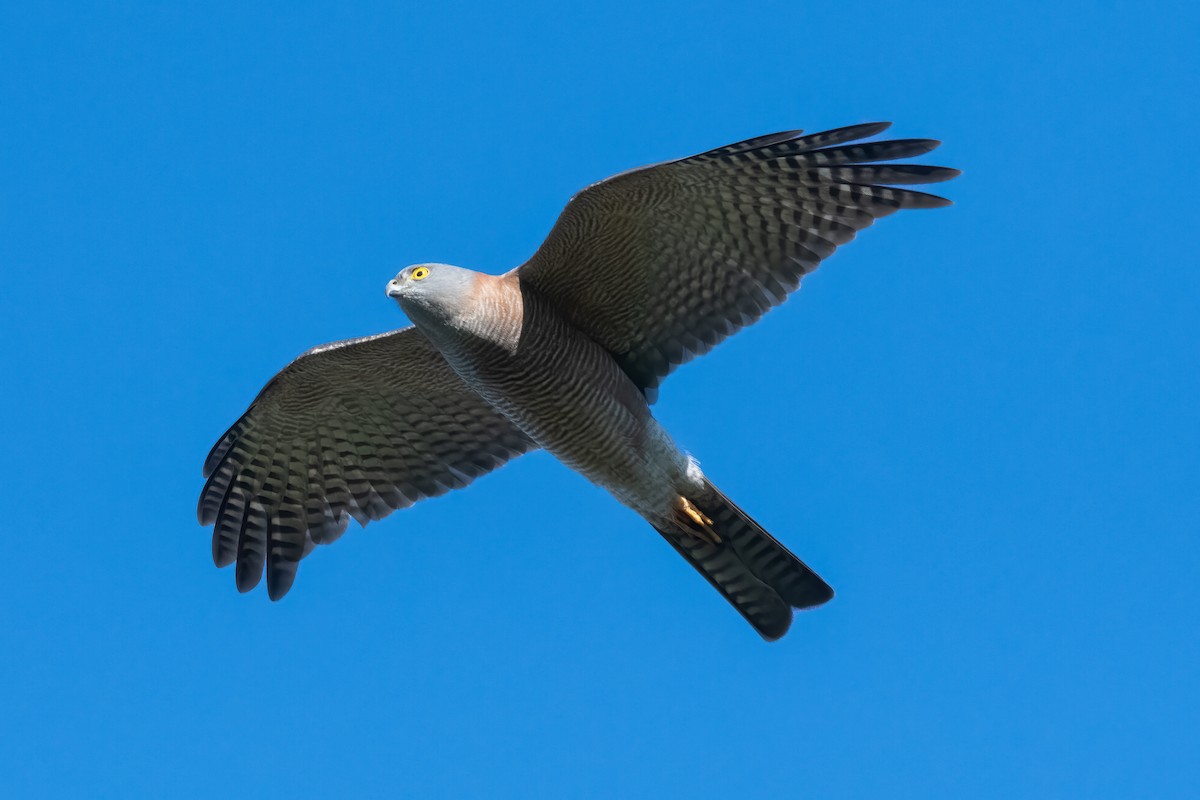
[675,497,720,544]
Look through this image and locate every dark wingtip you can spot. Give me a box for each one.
[888,138,942,158]
[898,188,955,209]
[212,534,236,568]
[824,120,892,142]
[235,561,263,593]
[266,570,297,601]
[916,165,962,184]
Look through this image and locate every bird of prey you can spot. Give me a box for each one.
[198,122,957,640]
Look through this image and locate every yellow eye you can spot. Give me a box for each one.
[411,266,430,281]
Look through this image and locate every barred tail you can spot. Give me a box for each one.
[654,480,833,641]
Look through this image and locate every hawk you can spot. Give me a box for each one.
[198,122,958,640]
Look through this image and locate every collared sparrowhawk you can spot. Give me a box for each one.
[198,122,958,640]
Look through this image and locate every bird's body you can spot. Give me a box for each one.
[199,122,958,639]
[400,267,692,523]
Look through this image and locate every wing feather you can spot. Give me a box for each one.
[198,327,536,598]
[517,122,958,397]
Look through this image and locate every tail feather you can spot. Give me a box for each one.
[654,479,833,641]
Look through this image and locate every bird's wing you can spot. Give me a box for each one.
[516,123,959,398]
[197,327,536,599]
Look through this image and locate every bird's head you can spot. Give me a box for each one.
[385,263,477,327]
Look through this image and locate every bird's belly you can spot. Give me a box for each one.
[442,310,690,517]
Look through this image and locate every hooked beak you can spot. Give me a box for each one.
[385,277,403,299]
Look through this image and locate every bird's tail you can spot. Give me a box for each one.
[653,479,833,640]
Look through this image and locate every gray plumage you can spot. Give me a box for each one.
[199,122,958,639]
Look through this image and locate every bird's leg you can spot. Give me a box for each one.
[673,496,721,544]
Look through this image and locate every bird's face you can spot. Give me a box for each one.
[386,263,476,331]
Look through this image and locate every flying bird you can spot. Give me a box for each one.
[198,122,958,640]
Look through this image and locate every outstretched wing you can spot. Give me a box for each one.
[197,327,535,599]
[517,122,959,398]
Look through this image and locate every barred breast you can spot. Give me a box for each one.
[434,275,693,519]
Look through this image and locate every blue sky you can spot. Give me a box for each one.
[2,1,1196,796]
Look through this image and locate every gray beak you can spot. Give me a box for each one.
[385,278,402,298]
